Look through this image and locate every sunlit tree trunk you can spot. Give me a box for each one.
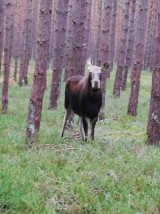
[113,0,130,97]
[128,0,149,116]
[0,0,4,75]
[2,1,13,113]
[26,0,52,147]
[147,1,160,145]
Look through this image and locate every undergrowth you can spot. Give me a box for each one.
[0,65,160,214]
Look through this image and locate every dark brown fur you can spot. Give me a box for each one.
[61,74,102,141]
[61,60,109,141]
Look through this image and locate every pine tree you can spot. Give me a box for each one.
[26,0,52,147]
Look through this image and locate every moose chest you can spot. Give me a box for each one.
[79,90,102,118]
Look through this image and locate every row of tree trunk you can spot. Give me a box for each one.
[0,0,159,146]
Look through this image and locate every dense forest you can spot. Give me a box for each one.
[0,0,160,213]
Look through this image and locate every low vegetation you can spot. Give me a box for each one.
[0,66,160,214]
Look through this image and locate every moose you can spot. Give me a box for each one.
[61,59,109,141]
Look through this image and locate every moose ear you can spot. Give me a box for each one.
[86,58,92,71]
[101,62,109,71]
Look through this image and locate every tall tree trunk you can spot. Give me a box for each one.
[90,0,102,64]
[147,0,158,71]
[26,0,52,147]
[30,0,39,60]
[48,1,56,66]
[143,0,154,70]
[71,0,89,76]
[18,0,25,86]
[64,0,73,81]
[114,5,123,64]
[122,0,137,91]
[86,0,92,60]
[147,1,160,145]
[49,0,69,109]
[98,0,112,120]
[23,0,33,84]
[19,0,33,86]
[113,0,130,97]
[128,0,149,116]
[2,1,13,113]
[13,0,21,81]
[108,0,117,75]
[0,0,4,75]
[65,0,91,77]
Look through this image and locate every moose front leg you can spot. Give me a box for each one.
[80,117,85,141]
[80,117,88,141]
[83,117,89,141]
[90,117,98,140]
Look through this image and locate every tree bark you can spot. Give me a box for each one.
[108,0,117,75]
[98,0,112,120]
[19,0,33,86]
[143,0,154,70]
[26,0,52,147]
[30,0,39,60]
[18,0,26,86]
[114,4,123,64]
[122,0,136,91]
[13,0,22,81]
[91,0,103,64]
[49,0,69,109]
[146,0,158,71]
[0,0,4,75]
[48,1,56,66]
[147,1,160,145]
[113,0,130,97]
[2,1,13,113]
[128,0,149,116]
[71,0,89,76]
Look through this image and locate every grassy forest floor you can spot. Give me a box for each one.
[0,63,160,214]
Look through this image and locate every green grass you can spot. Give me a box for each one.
[0,66,160,214]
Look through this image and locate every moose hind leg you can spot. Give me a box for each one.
[61,107,71,137]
